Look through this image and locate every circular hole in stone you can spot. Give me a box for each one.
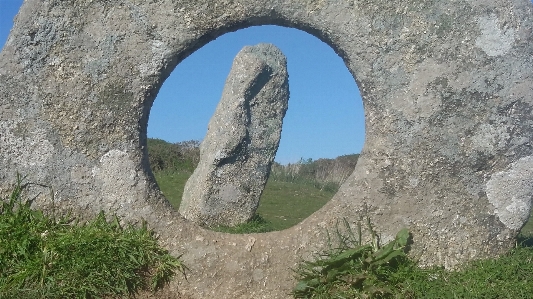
[147,25,365,232]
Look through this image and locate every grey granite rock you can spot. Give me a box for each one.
[179,43,289,227]
[1,0,533,298]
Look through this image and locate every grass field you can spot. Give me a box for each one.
[155,170,335,232]
[256,179,335,230]
[149,138,344,232]
[153,170,191,208]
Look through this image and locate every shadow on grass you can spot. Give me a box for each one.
[517,234,533,247]
[209,214,275,234]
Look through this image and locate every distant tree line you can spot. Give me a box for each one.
[147,138,359,191]
[269,155,359,192]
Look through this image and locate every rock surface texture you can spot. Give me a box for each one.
[1,0,533,298]
[179,43,289,227]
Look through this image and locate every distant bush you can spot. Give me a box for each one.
[147,138,200,173]
[270,154,359,192]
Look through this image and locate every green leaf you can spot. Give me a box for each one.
[294,280,311,292]
[395,228,410,248]
[372,250,406,267]
[322,245,372,272]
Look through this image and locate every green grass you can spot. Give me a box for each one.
[155,170,335,232]
[0,175,185,299]
[154,170,192,208]
[257,179,335,231]
[400,246,533,299]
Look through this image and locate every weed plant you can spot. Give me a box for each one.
[292,218,412,298]
[292,218,533,299]
[0,175,185,299]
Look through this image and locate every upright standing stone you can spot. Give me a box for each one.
[179,43,289,227]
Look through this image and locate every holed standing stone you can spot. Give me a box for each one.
[2,1,533,295]
[179,43,289,227]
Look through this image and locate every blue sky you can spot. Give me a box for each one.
[1,0,365,164]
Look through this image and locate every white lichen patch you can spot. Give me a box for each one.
[138,40,172,78]
[92,149,146,211]
[390,59,449,120]
[486,156,533,230]
[475,14,515,57]
[470,123,510,154]
[0,120,53,168]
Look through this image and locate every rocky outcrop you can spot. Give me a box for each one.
[179,43,289,227]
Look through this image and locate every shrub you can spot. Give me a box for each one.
[147,138,200,173]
